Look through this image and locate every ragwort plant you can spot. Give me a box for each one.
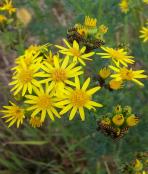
[0,0,148,173]
[0,16,147,137]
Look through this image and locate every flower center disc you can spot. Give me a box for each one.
[70,48,81,57]
[37,95,51,109]
[12,106,24,118]
[120,68,133,80]
[71,90,89,107]
[111,50,123,60]
[52,68,67,81]
[19,69,33,84]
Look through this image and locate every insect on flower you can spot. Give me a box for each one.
[97,121,129,141]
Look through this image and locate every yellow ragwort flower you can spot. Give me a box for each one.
[43,50,57,65]
[133,159,143,172]
[0,0,16,15]
[16,8,32,27]
[25,43,50,56]
[25,84,61,122]
[112,114,125,126]
[9,60,45,96]
[126,114,139,127]
[97,47,134,67]
[143,0,148,4]
[109,65,147,86]
[0,14,7,24]
[29,116,43,128]
[99,67,111,79]
[99,25,108,34]
[0,101,25,128]
[76,26,88,36]
[14,51,43,68]
[139,27,148,42]
[55,39,95,66]
[119,0,129,14]
[109,79,123,90]
[84,16,97,28]
[40,56,83,95]
[55,76,103,121]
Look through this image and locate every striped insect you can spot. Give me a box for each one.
[97,121,129,141]
[67,27,105,52]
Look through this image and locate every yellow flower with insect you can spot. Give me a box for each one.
[0,0,16,15]
[29,116,43,128]
[109,65,147,86]
[126,114,139,127]
[76,26,88,36]
[40,56,83,95]
[55,76,103,121]
[55,39,95,66]
[16,7,32,27]
[109,79,123,90]
[0,101,25,128]
[139,26,148,43]
[0,14,7,24]
[99,67,111,79]
[9,60,45,96]
[97,47,134,67]
[119,0,129,14]
[25,84,61,122]
[112,114,125,126]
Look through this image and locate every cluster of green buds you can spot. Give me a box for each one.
[121,152,148,174]
[97,105,140,140]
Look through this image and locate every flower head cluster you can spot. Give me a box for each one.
[109,65,147,87]
[97,105,140,140]
[1,41,102,128]
[0,0,16,15]
[67,16,107,52]
[0,0,16,26]
[121,152,148,174]
[97,45,147,89]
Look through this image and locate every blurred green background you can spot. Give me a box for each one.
[0,0,148,173]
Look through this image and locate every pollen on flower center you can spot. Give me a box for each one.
[52,68,67,81]
[19,69,33,84]
[37,95,51,109]
[70,48,81,57]
[12,107,24,118]
[120,68,133,80]
[111,50,123,60]
[71,90,89,107]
